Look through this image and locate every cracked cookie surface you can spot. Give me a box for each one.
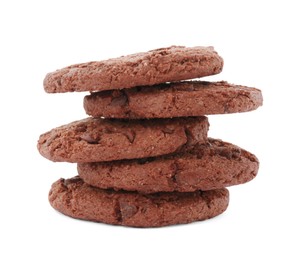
[49,176,229,227]
[37,117,209,163]
[77,138,259,193]
[84,81,263,119]
[43,46,223,93]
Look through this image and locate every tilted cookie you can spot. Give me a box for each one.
[49,176,229,227]
[77,138,259,193]
[84,81,263,119]
[37,117,209,163]
[44,46,223,93]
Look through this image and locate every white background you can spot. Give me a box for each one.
[1,0,302,259]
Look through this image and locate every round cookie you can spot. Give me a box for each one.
[37,116,209,163]
[77,138,259,193]
[84,81,263,119]
[49,176,229,227]
[43,46,223,93]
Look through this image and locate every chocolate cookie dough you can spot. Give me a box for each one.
[43,46,223,93]
[49,176,229,227]
[38,116,209,163]
[77,138,259,193]
[84,81,263,119]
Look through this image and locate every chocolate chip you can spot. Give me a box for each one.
[80,133,100,144]
[217,147,241,159]
[173,83,195,91]
[56,78,62,87]
[119,201,138,219]
[123,130,136,143]
[75,124,87,132]
[162,127,175,134]
[153,48,170,56]
[63,176,80,186]
[110,91,128,106]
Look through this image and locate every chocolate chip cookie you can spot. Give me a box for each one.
[84,81,263,119]
[38,116,209,163]
[44,46,223,93]
[49,176,229,227]
[77,138,259,193]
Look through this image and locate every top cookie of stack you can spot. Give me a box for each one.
[44,46,223,93]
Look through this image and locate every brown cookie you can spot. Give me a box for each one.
[49,176,229,227]
[77,138,259,193]
[43,46,223,93]
[84,81,263,119]
[37,117,209,163]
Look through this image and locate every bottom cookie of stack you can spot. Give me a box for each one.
[49,176,229,228]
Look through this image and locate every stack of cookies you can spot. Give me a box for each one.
[38,46,263,227]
